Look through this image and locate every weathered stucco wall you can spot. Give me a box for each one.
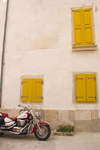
[0,0,100,111]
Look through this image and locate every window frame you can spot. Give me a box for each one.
[71,6,97,51]
[72,73,98,104]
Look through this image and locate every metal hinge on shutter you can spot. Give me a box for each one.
[36,81,43,84]
[73,43,81,46]
[84,8,92,11]
[86,42,94,45]
[76,78,83,81]
[72,10,80,12]
[88,77,96,80]
[76,96,84,99]
[22,81,28,84]
[88,96,96,99]
[36,96,43,99]
[21,96,28,98]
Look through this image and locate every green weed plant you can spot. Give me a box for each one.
[57,125,75,133]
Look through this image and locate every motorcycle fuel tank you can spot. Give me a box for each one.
[17,111,29,119]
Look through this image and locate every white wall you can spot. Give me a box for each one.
[0,0,6,70]
[0,0,100,110]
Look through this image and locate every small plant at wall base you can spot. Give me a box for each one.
[57,125,75,133]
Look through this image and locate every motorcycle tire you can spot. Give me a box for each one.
[0,133,4,136]
[34,125,51,141]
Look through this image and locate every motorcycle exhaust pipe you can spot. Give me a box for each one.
[0,130,20,135]
[0,123,16,130]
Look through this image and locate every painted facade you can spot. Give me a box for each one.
[0,0,100,130]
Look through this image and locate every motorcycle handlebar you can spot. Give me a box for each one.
[18,104,22,107]
[18,104,31,112]
[18,104,26,108]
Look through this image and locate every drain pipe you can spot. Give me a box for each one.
[0,0,9,108]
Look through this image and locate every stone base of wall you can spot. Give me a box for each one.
[0,108,100,132]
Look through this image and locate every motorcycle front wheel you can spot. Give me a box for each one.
[34,125,51,141]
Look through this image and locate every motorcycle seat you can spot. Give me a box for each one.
[7,117,17,121]
[0,112,8,118]
[0,112,17,121]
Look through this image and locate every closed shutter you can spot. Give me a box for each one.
[22,79,32,102]
[86,74,97,102]
[73,9,83,46]
[32,78,42,102]
[75,75,86,102]
[83,8,93,45]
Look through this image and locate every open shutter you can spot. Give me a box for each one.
[73,9,83,46]
[83,8,93,45]
[86,74,97,102]
[75,75,86,102]
[22,79,32,102]
[32,78,42,102]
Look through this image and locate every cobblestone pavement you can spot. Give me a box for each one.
[0,132,100,150]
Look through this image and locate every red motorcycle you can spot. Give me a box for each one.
[0,105,51,141]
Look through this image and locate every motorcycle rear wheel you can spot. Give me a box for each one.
[34,125,51,141]
[0,133,4,136]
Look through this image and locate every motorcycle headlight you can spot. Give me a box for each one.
[35,112,41,118]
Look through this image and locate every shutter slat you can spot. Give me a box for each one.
[22,79,32,102]
[32,78,42,102]
[86,74,97,102]
[73,9,83,46]
[75,75,86,102]
[82,8,93,45]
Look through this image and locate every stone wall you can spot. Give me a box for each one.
[1,108,100,132]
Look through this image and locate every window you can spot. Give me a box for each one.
[72,7,97,51]
[75,74,97,103]
[22,78,43,102]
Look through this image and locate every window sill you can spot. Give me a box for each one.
[72,45,97,51]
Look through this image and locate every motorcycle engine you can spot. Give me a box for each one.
[12,127,22,133]
[12,120,26,133]
[17,119,26,127]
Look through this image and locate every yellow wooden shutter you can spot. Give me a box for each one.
[82,8,93,45]
[32,78,42,102]
[73,9,83,46]
[86,74,97,102]
[22,79,32,102]
[75,75,86,102]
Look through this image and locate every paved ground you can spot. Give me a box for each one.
[0,132,100,150]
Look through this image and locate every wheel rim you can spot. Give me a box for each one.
[36,125,48,138]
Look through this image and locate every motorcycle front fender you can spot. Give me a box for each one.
[32,121,50,133]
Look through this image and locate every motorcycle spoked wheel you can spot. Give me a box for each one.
[34,125,51,141]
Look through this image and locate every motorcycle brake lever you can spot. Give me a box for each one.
[18,104,24,108]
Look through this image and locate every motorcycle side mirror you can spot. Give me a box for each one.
[19,109,23,112]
